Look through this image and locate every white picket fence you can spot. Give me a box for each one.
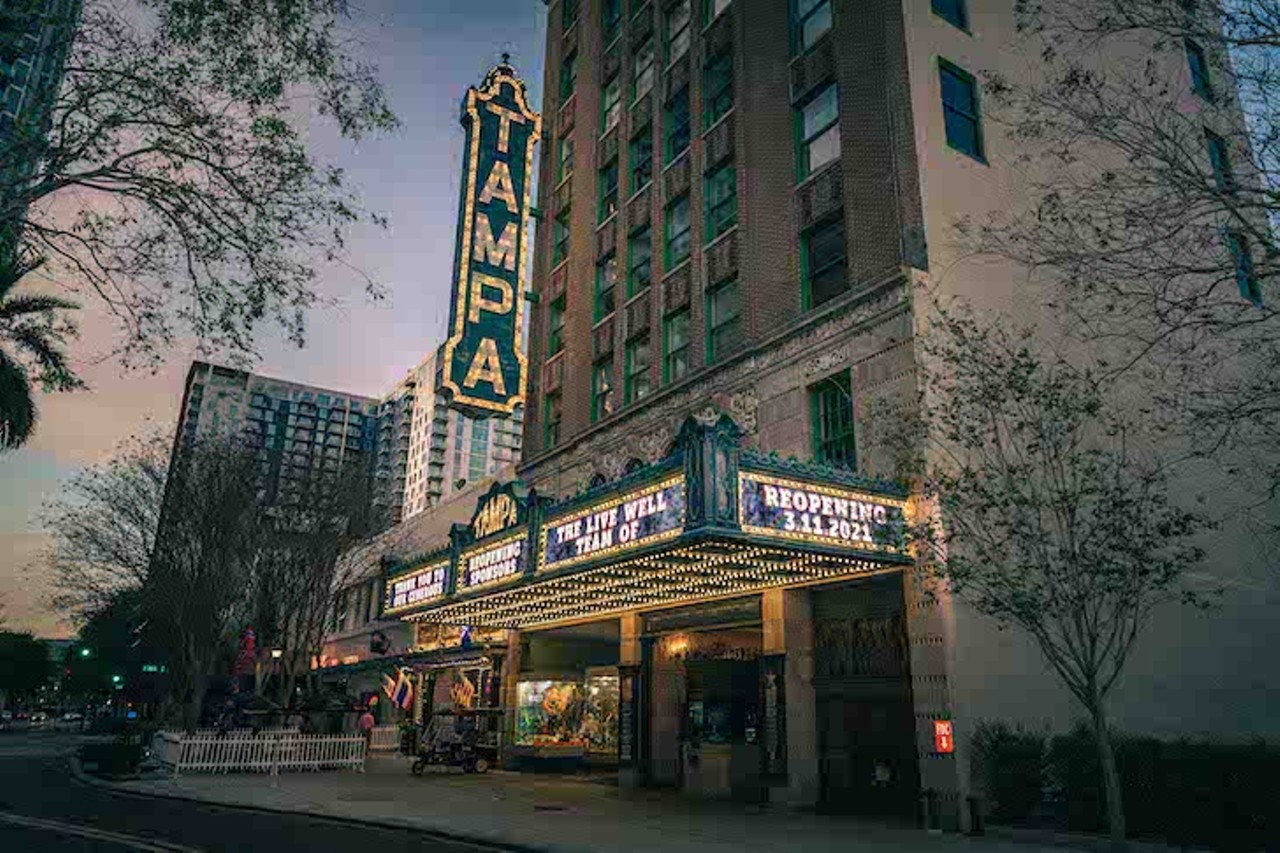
[368,725,400,752]
[152,731,365,775]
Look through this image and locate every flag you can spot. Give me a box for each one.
[381,672,397,700]
[392,668,414,710]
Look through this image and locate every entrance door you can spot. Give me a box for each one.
[816,679,919,818]
[812,575,920,820]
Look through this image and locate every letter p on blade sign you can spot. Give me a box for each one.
[933,719,955,754]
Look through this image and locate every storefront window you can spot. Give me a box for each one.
[515,670,619,753]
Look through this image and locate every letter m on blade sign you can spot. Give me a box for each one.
[442,58,541,415]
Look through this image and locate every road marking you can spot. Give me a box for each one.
[0,810,203,852]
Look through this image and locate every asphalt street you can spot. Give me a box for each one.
[0,731,508,852]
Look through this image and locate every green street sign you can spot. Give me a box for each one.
[441,58,541,415]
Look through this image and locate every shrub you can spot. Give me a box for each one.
[971,720,1047,823]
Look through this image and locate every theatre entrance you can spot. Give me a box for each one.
[813,573,920,820]
[644,597,763,800]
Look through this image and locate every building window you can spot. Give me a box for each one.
[562,0,578,30]
[663,309,691,383]
[665,86,691,163]
[548,295,566,355]
[560,51,578,102]
[604,0,622,43]
[1226,230,1262,305]
[705,164,737,241]
[1186,39,1213,100]
[931,0,967,30]
[703,49,734,126]
[591,359,615,422]
[704,0,731,25]
[544,391,562,447]
[556,134,574,183]
[804,216,847,308]
[811,371,857,469]
[940,60,984,161]
[665,195,692,268]
[599,161,619,221]
[601,74,621,136]
[792,0,832,53]
[595,254,618,320]
[798,84,840,178]
[707,278,741,362]
[666,0,691,64]
[628,225,652,297]
[1205,129,1234,193]
[630,127,653,191]
[553,206,571,264]
[633,37,655,102]
[625,336,652,404]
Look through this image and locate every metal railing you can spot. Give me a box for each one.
[152,731,365,775]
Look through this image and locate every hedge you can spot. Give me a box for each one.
[972,720,1279,850]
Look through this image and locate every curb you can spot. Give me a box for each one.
[66,755,545,853]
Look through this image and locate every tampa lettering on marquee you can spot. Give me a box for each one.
[441,58,541,414]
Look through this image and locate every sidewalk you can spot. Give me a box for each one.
[87,754,1117,853]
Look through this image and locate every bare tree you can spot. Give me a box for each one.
[877,304,1215,844]
[144,435,262,729]
[245,456,375,707]
[41,431,168,621]
[967,0,1280,551]
[1,0,397,371]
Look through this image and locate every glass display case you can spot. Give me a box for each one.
[515,668,619,754]
[583,669,620,754]
[515,678,587,747]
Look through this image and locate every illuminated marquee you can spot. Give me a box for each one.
[541,476,686,572]
[461,533,529,590]
[738,471,907,553]
[441,57,541,414]
[385,561,450,615]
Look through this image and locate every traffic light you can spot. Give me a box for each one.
[79,647,91,658]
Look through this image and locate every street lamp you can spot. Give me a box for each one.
[270,649,283,659]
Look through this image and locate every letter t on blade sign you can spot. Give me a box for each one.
[933,719,955,754]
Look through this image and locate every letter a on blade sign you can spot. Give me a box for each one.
[441,55,541,415]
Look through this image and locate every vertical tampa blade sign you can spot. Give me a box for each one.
[441,59,541,415]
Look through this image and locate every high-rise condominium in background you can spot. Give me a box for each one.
[0,0,81,239]
[172,353,523,527]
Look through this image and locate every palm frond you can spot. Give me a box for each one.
[0,294,80,319]
[0,351,36,450]
[8,323,83,392]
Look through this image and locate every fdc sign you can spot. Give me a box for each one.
[441,57,541,415]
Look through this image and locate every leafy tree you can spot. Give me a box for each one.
[0,246,80,448]
[0,631,52,706]
[969,0,1280,555]
[879,304,1216,844]
[143,436,262,729]
[43,432,168,619]
[1,0,396,374]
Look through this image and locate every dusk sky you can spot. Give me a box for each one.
[0,0,548,637]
